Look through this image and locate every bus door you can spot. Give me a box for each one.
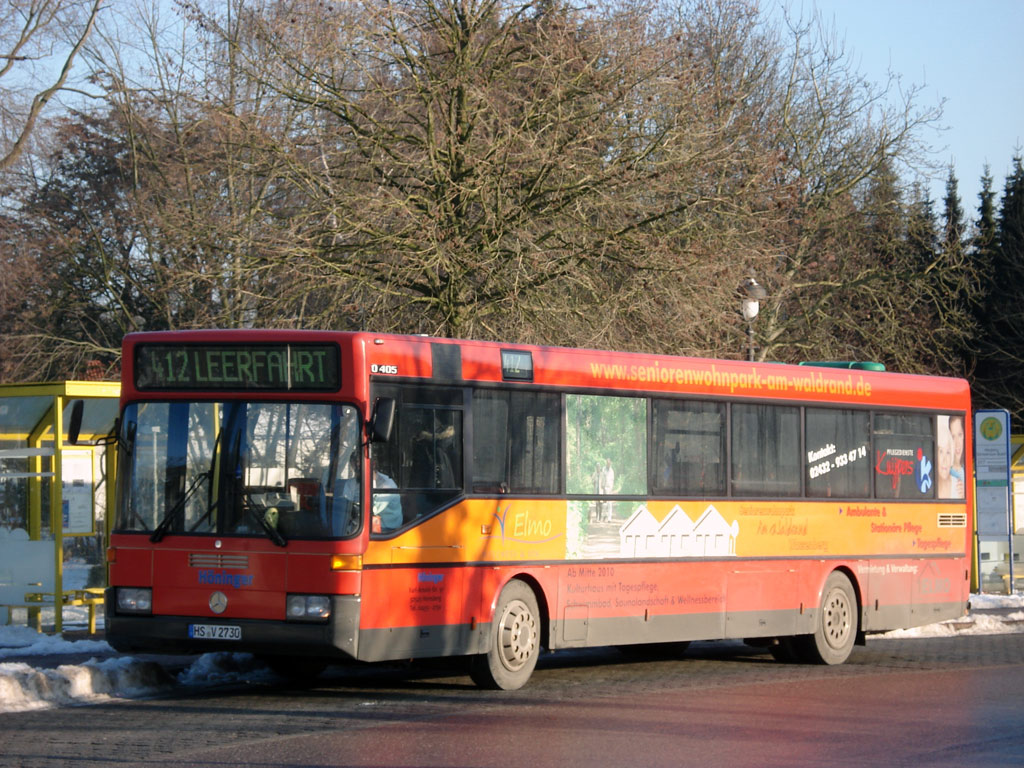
[362,383,469,658]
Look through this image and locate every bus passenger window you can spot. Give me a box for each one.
[472,390,560,495]
[565,395,647,523]
[805,408,870,498]
[731,403,801,497]
[472,392,509,493]
[873,411,934,500]
[407,408,459,489]
[651,399,725,496]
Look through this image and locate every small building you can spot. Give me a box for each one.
[692,504,740,557]
[619,503,739,558]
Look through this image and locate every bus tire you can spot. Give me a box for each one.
[470,580,541,690]
[802,571,857,665]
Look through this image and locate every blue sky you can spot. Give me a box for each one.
[778,0,1024,218]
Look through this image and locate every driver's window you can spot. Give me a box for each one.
[371,385,464,535]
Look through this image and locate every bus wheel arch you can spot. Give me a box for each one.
[470,577,546,690]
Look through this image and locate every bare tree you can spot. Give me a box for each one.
[0,0,102,172]
[0,0,965,382]
[85,0,325,329]
[746,7,947,366]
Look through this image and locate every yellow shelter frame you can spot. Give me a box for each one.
[0,381,120,633]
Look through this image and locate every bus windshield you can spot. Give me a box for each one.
[116,401,362,541]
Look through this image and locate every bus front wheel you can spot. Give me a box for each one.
[470,580,541,690]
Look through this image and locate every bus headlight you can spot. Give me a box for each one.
[286,595,331,621]
[116,587,153,614]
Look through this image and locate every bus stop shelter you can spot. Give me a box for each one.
[0,382,120,633]
[992,435,1024,592]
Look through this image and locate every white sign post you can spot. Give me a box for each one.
[974,409,1013,591]
[60,448,95,535]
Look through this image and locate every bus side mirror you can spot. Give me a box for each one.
[67,399,118,447]
[68,400,85,445]
[369,398,396,443]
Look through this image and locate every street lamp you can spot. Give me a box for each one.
[739,277,767,362]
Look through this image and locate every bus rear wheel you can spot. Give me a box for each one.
[470,580,541,690]
[802,571,857,665]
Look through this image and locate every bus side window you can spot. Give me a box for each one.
[565,394,647,521]
[472,390,560,495]
[371,385,465,533]
[406,407,461,490]
[651,399,726,497]
[804,408,870,498]
[472,392,509,493]
[731,403,801,497]
[873,411,934,500]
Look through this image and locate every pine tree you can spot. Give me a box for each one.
[928,168,978,376]
[942,167,966,257]
[975,155,1024,423]
[970,167,998,377]
[906,184,938,270]
[998,156,1024,272]
[976,166,998,259]
[904,185,948,371]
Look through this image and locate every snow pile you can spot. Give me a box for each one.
[177,651,278,687]
[881,611,1024,638]
[880,592,1024,638]
[970,593,1024,610]
[0,657,171,712]
[0,626,282,712]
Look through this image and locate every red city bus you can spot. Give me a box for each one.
[104,330,972,689]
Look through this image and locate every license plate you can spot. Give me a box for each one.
[188,624,241,640]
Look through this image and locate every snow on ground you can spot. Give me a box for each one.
[1,591,1023,714]
[0,625,278,714]
[879,592,1024,638]
[0,653,172,713]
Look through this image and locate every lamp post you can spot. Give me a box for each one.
[739,277,767,362]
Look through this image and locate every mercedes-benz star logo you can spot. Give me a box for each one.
[209,591,228,614]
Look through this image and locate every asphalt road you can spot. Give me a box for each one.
[3,633,1024,767]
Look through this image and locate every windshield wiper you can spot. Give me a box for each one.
[150,471,210,543]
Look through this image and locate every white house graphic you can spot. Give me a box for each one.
[619,504,739,558]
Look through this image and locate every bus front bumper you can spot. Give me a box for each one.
[103,590,361,660]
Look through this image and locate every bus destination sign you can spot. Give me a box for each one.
[135,343,340,391]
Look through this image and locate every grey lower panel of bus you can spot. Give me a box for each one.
[357,608,802,660]
[552,599,965,649]
[861,599,965,633]
[551,607,800,650]
[104,589,967,663]
[353,598,966,662]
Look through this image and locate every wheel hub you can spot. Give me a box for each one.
[499,599,537,671]
[823,588,852,649]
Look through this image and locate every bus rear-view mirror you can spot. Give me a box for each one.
[67,400,85,445]
[370,397,396,443]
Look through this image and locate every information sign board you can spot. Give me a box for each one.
[975,409,1011,537]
